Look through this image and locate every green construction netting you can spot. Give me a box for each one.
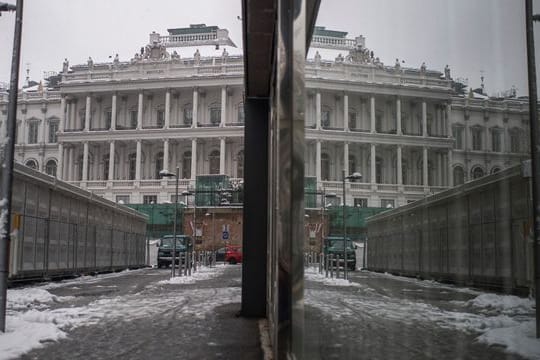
[127,204,184,239]
[195,175,231,206]
[325,206,388,241]
[305,177,317,208]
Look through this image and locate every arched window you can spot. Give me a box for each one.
[209,150,220,174]
[321,106,331,128]
[45,160,57,177]
[128,153,137,180]
[491,167,501,174]
[155,152,163,179]
[237,150,244,178]
[348,155,356,177]
[321,153,330,180]
[453,166,465,186]
[182,151,192,179]
[25,159,38,170]
[472,166,484,180]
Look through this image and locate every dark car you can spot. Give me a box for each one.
[323,236,357,271]
[157,235,193,268]
[216,245,243,264]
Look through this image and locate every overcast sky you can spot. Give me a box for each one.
[0,0,538,96]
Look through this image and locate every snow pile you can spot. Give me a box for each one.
[466,293,534,316]
[157,265,227,285]
[2,289,84,360]
[304,268,362,288]
[477,320,540,360]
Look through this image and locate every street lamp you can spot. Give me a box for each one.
[182,190,196,248]
[159,167,179,277]
[342,170,362,280]
[205,211,216,252]
[321,191,337,253]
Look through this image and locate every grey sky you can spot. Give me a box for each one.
[0,0,537,96]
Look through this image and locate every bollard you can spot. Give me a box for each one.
[330,254,334,278]
[319,253,323,274]
[187,252,192,276]
[192,251,197,272]
[325,254,329,277]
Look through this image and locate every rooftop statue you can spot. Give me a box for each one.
[346,45,372,64]
[194,49,201,65]
[314,51,321,66]
[420,62,426,74]
[394,58,400,71]
[171,50,181,60]
[87,56,94,70]
[444,64,451,80]
[62,58,69,73]
[222,48,229,63]
[335,53,344,63]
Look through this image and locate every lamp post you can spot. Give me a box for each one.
[159,167,179,277]
[342,170,362,280]
[321,191,336,253]
[205,211,216,252]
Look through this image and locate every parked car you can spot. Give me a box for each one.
[323,236,357,271]
[157,235,193,268]
[216,245,243,264]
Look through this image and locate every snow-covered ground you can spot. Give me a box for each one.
[305,267,540,359]
[0,265,231,360]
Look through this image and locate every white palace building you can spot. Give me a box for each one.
[0,25,531,207]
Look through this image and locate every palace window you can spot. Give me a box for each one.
[238,105,245,124]
[381,199,395,209]
[321,153,330,180]
[143,195,158,204]
[348,155,356,176]
[354,198,368,208]
[472,166,484,179]
[237,150,244,178]
[209,150,220,174]
[182,151,192,179]
[471,127,482,151]
[116,195,130,204]
[510,129,521,153]
[453,166,465,185]
[183,106,193,125]
[130,110,138,128]
[210,107,221,125]
[25,159,38,170]
[28,121,39,144]
[452,126,464,149]
[45,160,57,177]
[103,154,109,180]
[105,111,112,129]
[321,108,331,128]
[157,110,165,127]
[155,152,164,179]
[128,153,136,180]
[348,111,357,129]
[48,121,58,143]
[491,128,502,152]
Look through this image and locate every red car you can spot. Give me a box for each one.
[216,245,243,264]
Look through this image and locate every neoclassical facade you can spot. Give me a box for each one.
[0,28,530,207]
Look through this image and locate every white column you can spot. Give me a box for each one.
[82,142,89,181]
[84,95,91,131]
[370,96,376,133]
[164,89,171,129]
[59,96,66,133]
[57,143,64,180]
[422,101,427,137]
[423,147,428,186]
[316,92,321,129]
[192,88,198,128]
[220,137,226,174]
[221,86,227,127]
[397,145,402,185]
[343,93,349,131]
[163,139,169,172]
[447,149,453,187]
[316,140,321,182]
[111,93,117,130]
[137,92,143,129]
[108,141,115,181]
[343,142,349,177]
[191,138,197,179]
[370,144,376,183]
[396,97,402,135]
[135,140,142,180]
